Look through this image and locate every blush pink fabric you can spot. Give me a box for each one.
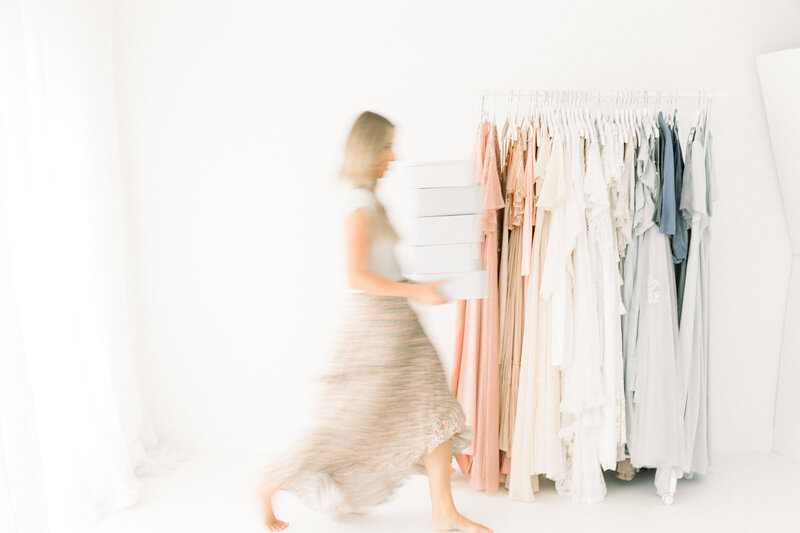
[452,122,504,492]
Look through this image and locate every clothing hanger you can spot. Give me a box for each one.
[701,91,711,145]
[596,94,606,146]
[668,91,675,128]
[556,92,564,140]
[693,90,704,130]
[672,94,679,133]
[570,92,579,138]
[580,93,588,140]
[582,95,588,140]
[543,92,551,138]
[624,91,633,141]
[526,96,535,148]
[568,94,578,141]
[501,94,511,143]
[591,93,600,145]
[637,91,649,139]
[647,91,659,138]
[533,92,541,146]
[579,93,588,140]
[657,93,662,120]
[527,94,533,124]
[635,92,643,135]
[618,91,629,143]
[510,92,517,141]
[568,95,577,139]
[553,95,562,139]
[560,94,570,140]
[597,96,613,145]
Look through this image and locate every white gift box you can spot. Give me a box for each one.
[399,243,482,274]
[410,186,483,217]
[405,270,487,301]
[395,160,474,189]
[406,214,482,246]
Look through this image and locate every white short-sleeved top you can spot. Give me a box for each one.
[340,184,404,282]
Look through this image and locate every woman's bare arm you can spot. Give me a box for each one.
[345,208,446,304]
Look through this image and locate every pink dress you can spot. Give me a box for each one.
[452,122,504,492]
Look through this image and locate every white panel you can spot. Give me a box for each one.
[410,186,483,217]
[405,270,487,300]
[406,214,481,246]
[758,48,800,253]
[399,243,482,274]
[774,259,800,462]
[758,47,800,460]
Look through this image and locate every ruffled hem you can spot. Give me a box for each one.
[390,408,474,470]
[265,410,473,518]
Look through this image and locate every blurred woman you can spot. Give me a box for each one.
[258,111,491,533]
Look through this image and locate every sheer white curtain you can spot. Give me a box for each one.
[0,0,158,530]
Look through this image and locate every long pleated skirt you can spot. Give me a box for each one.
[261,292,473,517]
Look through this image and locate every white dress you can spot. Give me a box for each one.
[676,111,716,476]
[586,138,627,471]
[553,134,606,503]
[625,123,685,498]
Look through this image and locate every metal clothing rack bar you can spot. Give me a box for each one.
[474,89,728,98]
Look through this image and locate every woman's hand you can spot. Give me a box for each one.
[410,280,449,306]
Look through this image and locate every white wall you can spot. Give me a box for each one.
[758,48,800,463]
[113,0,800,456]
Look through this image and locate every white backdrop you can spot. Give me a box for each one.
[112,0,800,457]
[758,47,800,464]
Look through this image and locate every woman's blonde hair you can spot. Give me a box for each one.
[340,111,394,190]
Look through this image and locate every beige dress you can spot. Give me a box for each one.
[498,132,527,471]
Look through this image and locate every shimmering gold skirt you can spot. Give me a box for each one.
[262,292,473,516]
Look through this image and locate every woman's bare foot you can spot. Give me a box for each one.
[265,517,288,532]
[431,510,492,533]
[258,482,289,531]
[615,458,638,481]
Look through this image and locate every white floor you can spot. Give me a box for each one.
[74,452,800,533]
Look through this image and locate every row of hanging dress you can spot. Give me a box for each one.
[453,99,715,503]
[623,113,684,499]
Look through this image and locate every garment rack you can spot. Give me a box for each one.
[475,90,728,99]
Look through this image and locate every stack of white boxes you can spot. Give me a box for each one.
[393,161,487,301]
